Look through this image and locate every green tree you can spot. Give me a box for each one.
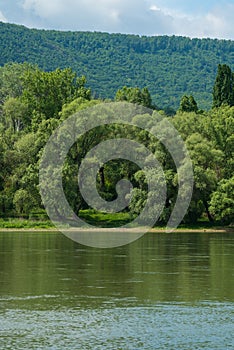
[179,95,198,113]
[186,133,224,222]
[209,177,234,224]
[0,62,35,104]
[59,97,100,121]
[115,86,153,108]
[213,64,234,108]
[2,97,29,132]
[22,68,91,119]
[13,189,37,216]
[2,22,234,110]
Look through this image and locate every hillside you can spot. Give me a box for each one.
[1,22,234,110]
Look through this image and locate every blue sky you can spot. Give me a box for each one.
[0,0,234,39]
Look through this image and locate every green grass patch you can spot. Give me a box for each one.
[0,210,132,229]
[0,218,55,229]
[0,212,231,231]
[79,209,133,227]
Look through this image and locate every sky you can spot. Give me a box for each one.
[0,0,234,40]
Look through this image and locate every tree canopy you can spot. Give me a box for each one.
[213,64,234,108]
[1,22,234,110]
[0,62,233,225]
[179,95,198,113]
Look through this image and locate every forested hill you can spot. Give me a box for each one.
[1,22,234,110]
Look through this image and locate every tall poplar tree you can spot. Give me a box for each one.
[213,64,234,108]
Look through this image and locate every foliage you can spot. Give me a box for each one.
[213,64,234,108]
[22,68,91,119]
[1,22,234,110]
[0,58,233,225]
[0,218,55,228]
[79,210,133,228]
[13,189,37,215]
[171,106,233,223]
[3,97,29,132]
[0,62,35,104]
[179,95,198,113]
[209,177,234,224]
[115,86,154,108]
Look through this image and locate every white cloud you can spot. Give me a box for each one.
[168,3,234,39]
[204,4,234,39]
[150,2,234,39]
[19,0,174,33]
[150,5,161,12]
[18,0,234,39]
[0,10,7,22]
[21,0,125,30]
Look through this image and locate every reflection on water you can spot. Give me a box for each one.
[0,231,233,349]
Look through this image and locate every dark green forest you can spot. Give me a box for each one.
[1,22,234,110]
[0,60,233,226]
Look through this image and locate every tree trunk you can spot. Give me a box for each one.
[99,166,105,188]
[203,200,214,223]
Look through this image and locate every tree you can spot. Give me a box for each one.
[2,97,29,132]
[59,97,100,121]
[209,177,234,224]
[213,64,234,108]
[186,133,224,222]
[179,95,198,113]
[0,62,35,105]
[13,189,37,216]
[115,86,153,108]
[22,68,91,119]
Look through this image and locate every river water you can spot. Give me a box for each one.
[0,231,233,349]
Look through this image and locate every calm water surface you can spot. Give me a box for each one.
[0,231,233,349]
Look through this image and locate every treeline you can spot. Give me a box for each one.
[0,62,233,225]
[1,22,234,110]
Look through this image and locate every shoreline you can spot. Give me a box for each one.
[0,227,233,233]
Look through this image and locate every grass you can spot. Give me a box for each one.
[79,209,133,228]
[0,210,133,229]
[0,218,55,229]
[0,210,232,232]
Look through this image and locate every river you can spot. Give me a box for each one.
[0,231,233,349]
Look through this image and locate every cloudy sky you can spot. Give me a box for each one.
[0,0,234,39]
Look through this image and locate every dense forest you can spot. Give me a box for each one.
[1,22,234,110]
[0,61,233,226]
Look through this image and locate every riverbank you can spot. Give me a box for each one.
[0,226,233,233]
[0,215,233,233]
